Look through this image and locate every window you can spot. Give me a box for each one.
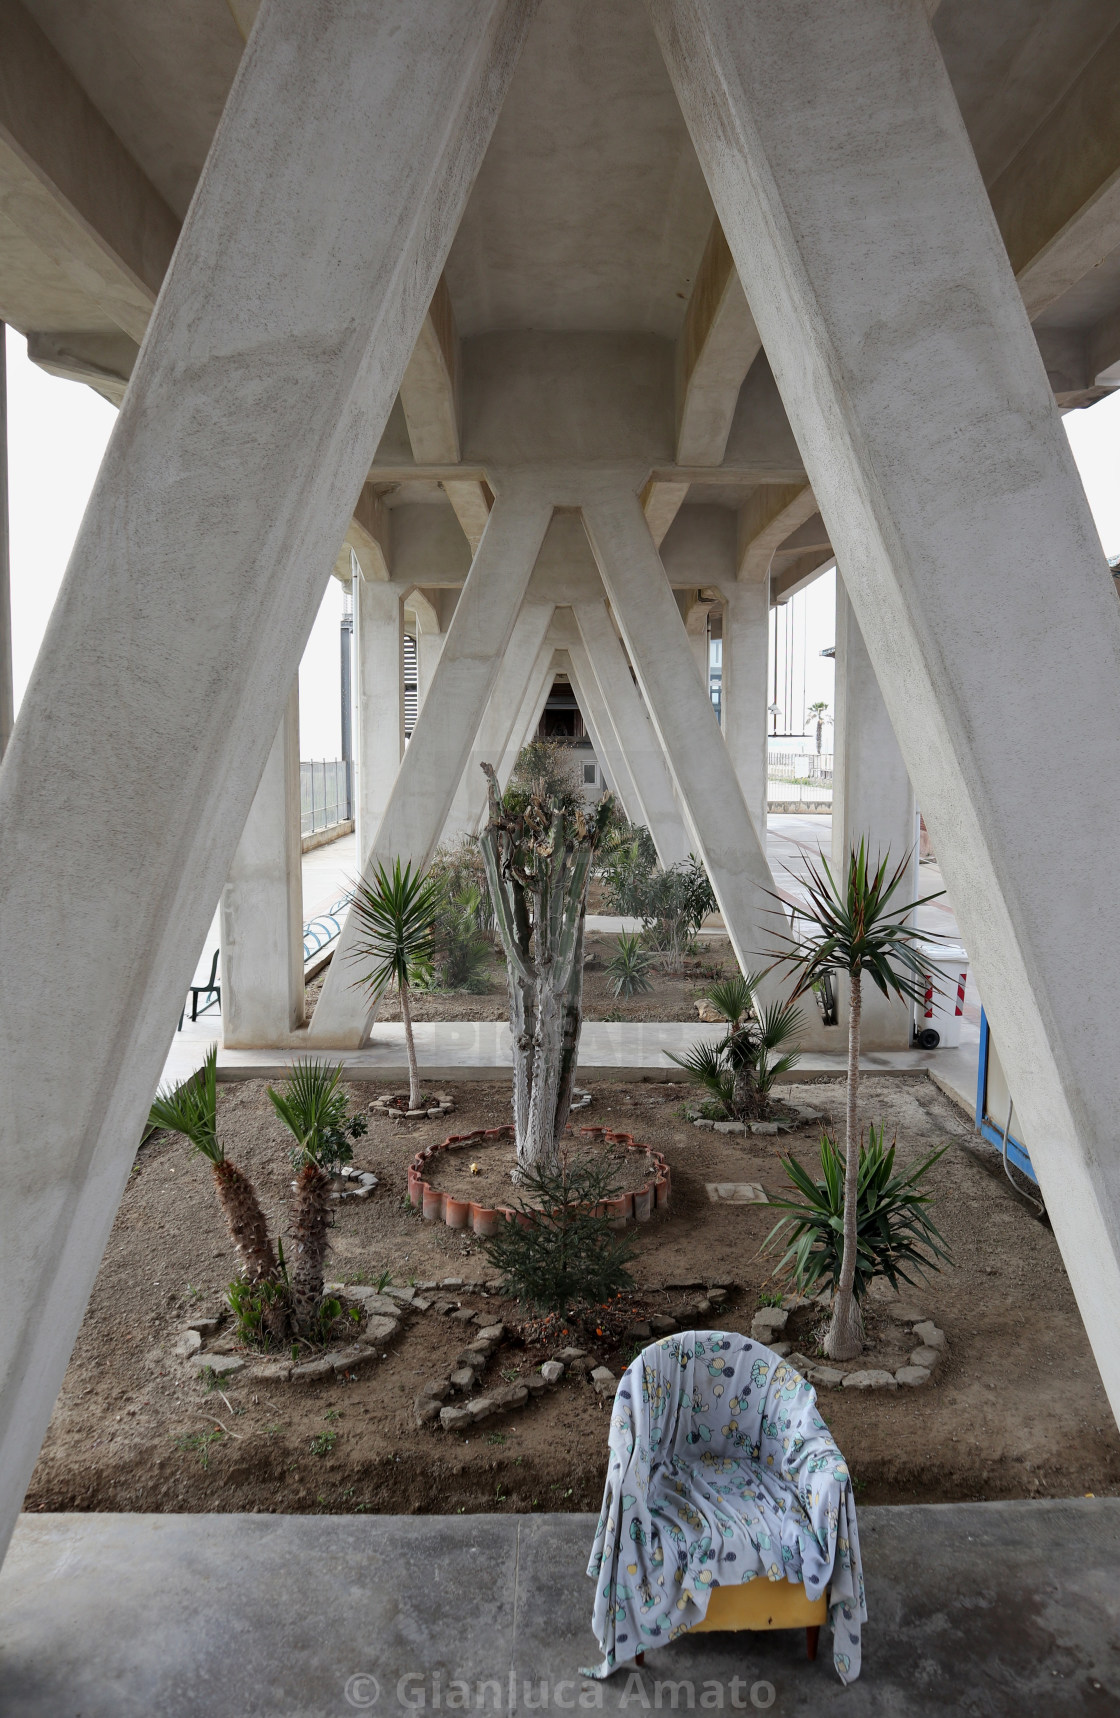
[583,762,596,785]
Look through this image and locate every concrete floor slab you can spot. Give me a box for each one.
[0,1501,1116,1716]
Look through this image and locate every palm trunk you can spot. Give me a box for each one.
[825,967,865,1361]
[289,1161,332,1338]
[399,981,422,1111]
[210,1159,278,1285]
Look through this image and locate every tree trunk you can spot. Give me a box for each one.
[518,972,564,1179]
[825,968,864,1361]
[399,981,422,1111]
[289,1161,332,1338]
[210,1159,278,1285]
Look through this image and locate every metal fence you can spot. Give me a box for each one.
[300,759,350,837]
[767,749,834,783]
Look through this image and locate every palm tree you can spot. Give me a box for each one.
[349,858,442,1112]
[668,970,802,1120]
[807,701,831,755]
[268,1060,353,1337]
[148,1045,278,1286]
[767,842,945,1360]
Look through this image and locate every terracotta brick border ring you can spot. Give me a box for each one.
[407,1125,670,1235]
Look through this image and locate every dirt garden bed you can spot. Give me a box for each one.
[25,1076,1120,1518]
[304,933,737,1025]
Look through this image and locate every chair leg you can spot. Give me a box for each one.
[805,1626,820,1662]
[635,1653,645,1667]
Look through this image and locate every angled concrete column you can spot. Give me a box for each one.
[582,494,778,980]
[650,0,1120,1416]
[556,640,640,820]
[571,600,689,867]
[220,683,304,1046]
[442,600,555,843]
[353,577,403,863]
[719,577,769,834]
[308,487,554,1045]
[0,0,539,1565]
[0,324,12,758]
[832,580,916,1051]
[417,632,445,713]
[495,641,558,792]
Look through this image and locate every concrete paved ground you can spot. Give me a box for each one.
[0,1500,1115,1716]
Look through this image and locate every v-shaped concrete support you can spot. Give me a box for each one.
[307,485,554,1045]
[0,0,541,1564]
[649,0,1120,1418]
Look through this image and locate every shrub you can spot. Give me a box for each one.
[508,737,585,817]
[427,836,495,937]
[601,831,716,970]
[763,1125,953,1303]
[422,885,493,991]
[668,972,802,1119]
[605,931,654,998]
[481,1152,636,1313]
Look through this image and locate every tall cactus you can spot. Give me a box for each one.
[479,763,612,1179]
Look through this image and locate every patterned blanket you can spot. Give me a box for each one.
[583,1331,866,1684]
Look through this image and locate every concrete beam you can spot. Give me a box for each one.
[650,0,1120,1421]
[572,596,689,868]
[308,485,554,1046]
[346,484,391,583]
[582,488,778,982]
[988,18,1120,321]
[220,684,304,1047]
[398,274,493,553]
[23,330,137,408]
[0,0,540,1568]
[0,0,179,343]
[639,476,689,549]
[737,482,817,582]
[676,219,761,465]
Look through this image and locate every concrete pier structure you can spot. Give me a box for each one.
[1,0,1120,1568]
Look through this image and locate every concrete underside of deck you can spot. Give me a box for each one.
[0,1499,1115,1715]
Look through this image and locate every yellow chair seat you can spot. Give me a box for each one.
[689,1578,827,1634]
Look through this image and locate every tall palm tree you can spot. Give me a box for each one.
[148,1045,278,1286]
[807,701,831,755]
[349,858,442,1112]
[768,843,945,1360]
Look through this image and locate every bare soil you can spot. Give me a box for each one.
[26,1076,1120,1519]
[423,1132,658,1209]
[304,933,735,1025]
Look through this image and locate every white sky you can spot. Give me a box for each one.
[6,324,1120,756]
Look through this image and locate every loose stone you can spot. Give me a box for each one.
[357,1316,401,1347]
[750,1122,780,1135]
[491,1383,529,1409]
[910,1345,942,1371]
[895,1366,932,1387]
[192,1353,244,1378]
[440,1405,472,1431]
[647,1315,678,1336]
[467,1397,496,1420]
[625,1322,652,1342]
[175,1329,202,1357]
[591,1366,617,1395]
[540,1360,565,1385]
[912,1321,947,1352]
[420,1378,452,1401]
[555,1346,586,1364]
[807,1366,845,1388]
[415,1396,442,1426]
[713,1120,746,1135]
[184,1315,224,1337]
[750,1308,789,1341]
[842,1369,898,1390]
[449,1367,478,1392]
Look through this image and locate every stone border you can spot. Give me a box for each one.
[751,1301,949,1390]
[406,1124,670,1234]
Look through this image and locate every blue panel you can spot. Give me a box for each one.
[976,1008,1039,1185]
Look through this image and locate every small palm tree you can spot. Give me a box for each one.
[606,931,654,998]
[807,701,831,755]
[269,1060,366,1337]
[149,1045,278,1286]
[350,859,442,1112]
[767,842,945,1360]
[668,970,802,1120]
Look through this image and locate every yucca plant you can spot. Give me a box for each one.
[763,1125,953,1303]
[268,1060,368,1338]
[349,858,443,1112]
[667,970,802,1120]
[606,931,654,998]
[766,840,947,1360]
[148,1046,279,1288]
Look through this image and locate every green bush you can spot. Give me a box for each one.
[481,1153,636,1313]
[605,931,654,998]
[763,1125,953,1303]
[601,830,715,968]
[426,836,495,937]
[420,884,493,992]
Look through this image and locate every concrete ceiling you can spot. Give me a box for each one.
[443,0,714,337]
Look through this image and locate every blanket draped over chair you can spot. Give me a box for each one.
[582,1332,866,1684]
